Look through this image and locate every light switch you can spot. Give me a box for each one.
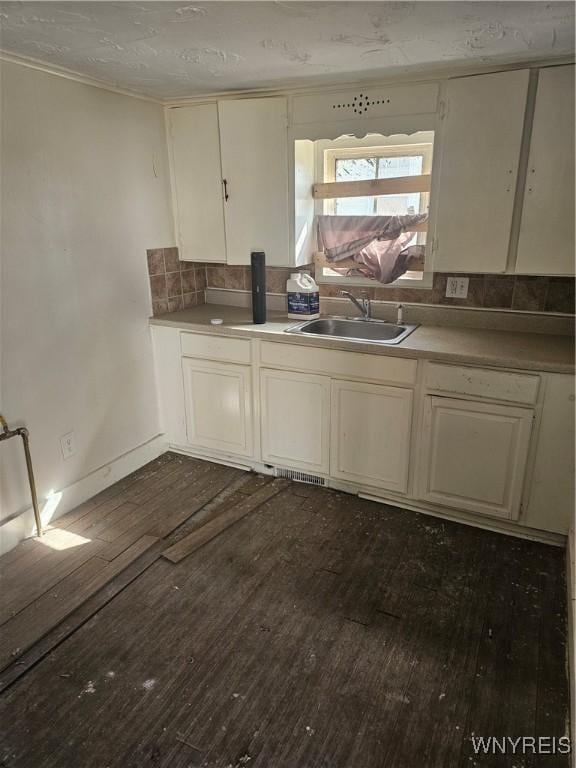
[445,277,469,299]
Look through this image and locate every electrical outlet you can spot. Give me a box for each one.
[445,276,469,299]
[60,432,76,460]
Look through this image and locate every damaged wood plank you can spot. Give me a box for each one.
[0,538,107,627]
[99,465,240,560]
[162,479,288,563]
[0,541,164,694]
[54,452,185,531]
[235,473,273,495]
[313,174,431,199]
[0,536,159,672]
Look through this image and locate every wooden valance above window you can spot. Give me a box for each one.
[312,173,431,201]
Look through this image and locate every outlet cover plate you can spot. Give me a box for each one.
[60,432,76,460]
[445,276,469,299]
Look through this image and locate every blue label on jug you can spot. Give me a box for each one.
[288,292,319,315]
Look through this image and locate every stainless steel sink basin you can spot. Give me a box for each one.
[285,317,418,345]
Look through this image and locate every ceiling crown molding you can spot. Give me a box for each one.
[1,47,573,107]
[0,49,162,104]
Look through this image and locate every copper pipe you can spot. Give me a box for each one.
[0,415,42,536]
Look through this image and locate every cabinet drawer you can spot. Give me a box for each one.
[260,342,417,385]
[424,362,539,405]
[181,332,251,364]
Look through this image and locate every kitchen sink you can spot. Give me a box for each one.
[285,317,418,345]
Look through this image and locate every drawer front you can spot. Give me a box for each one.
[181,332,251,364]
[260,342,417,385]
[424,362,539,405]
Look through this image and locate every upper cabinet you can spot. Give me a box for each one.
[218,98,290,266]
[434,69,529,273]
[516,65,575,275]
[166,68,574,275]
[167,104,226,263]
[167,97,290,266]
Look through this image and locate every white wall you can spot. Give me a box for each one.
[0,61,174,536]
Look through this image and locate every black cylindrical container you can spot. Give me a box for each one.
[251,251,266,324]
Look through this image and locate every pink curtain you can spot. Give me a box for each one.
[317,213,427,284]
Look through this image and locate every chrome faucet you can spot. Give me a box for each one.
[340,290,371,320]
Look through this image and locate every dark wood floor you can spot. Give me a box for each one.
[0,452,569,768]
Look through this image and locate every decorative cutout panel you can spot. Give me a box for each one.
[291,83,439,129]
[331,93,392,115]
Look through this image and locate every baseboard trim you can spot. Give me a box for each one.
[0,434,168,557]
[360,492,566,547]
[168,442,254,472]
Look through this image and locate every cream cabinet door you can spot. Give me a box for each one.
[167,104,226,263]
[330,380,413,494]
[218,98,290,266]
[260,369,330,475]
[182,358,252,457]
[516,65,575,275]
[417,397,533,520]
[434,69,529,273]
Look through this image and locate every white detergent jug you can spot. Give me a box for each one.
[286,273,320,320]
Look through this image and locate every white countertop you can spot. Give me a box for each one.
[150,304,575,374]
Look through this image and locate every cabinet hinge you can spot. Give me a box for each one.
[438,99,448,120]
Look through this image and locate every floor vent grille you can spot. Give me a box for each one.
[274,468,326,486]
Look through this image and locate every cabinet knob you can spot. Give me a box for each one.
[223,178,229,201]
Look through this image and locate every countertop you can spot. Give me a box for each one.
[150,305,575,374]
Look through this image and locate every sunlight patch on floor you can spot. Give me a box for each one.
[37,528,91,551]
[36,490,94,549]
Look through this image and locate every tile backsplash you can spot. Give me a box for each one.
[320,273,575,314]
[147,248,206,315]
[147,250,575,316]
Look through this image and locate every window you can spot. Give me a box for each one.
[313,133,434,287]
[325,145,431,218]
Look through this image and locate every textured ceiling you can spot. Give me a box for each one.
[0,2,573,100]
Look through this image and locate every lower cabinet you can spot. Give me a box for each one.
[330,380,413,494]
[182,358,253,457]
[416,396,533,520]
[153,329,573,536]
[260,368,330,474]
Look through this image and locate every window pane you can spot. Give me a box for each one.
[376,192,421,216]
[377,155,423,178]
[335,196,376,215]
[335,157,377,182]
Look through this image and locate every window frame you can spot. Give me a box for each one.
[315,139,435,289]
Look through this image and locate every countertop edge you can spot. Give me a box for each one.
[149,315,575,376]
